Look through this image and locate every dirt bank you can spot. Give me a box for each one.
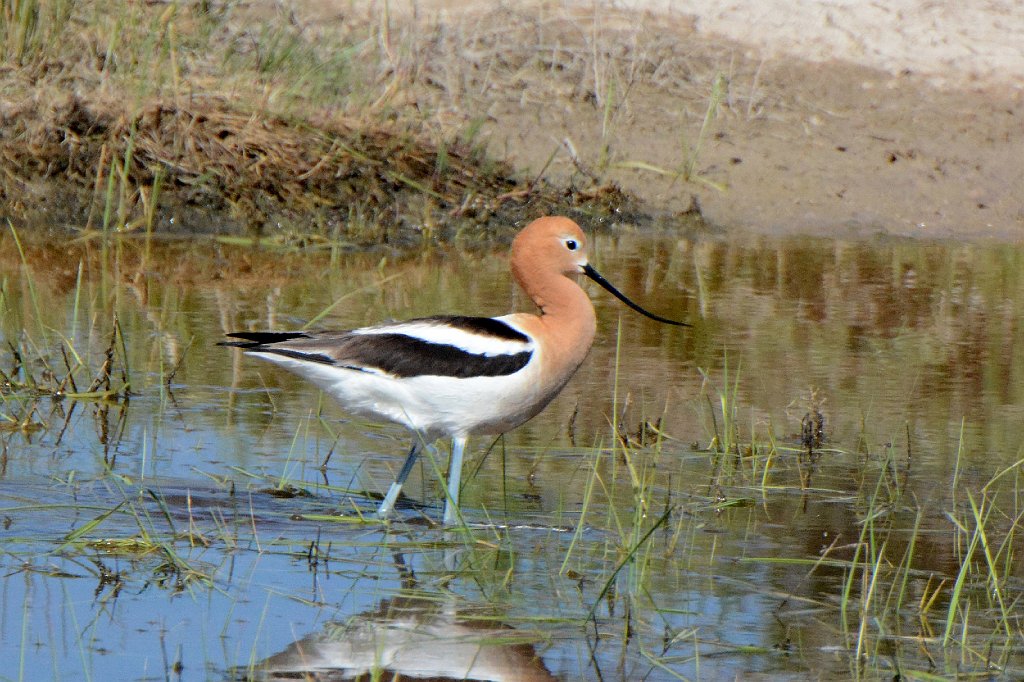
[364,1,1024,240]
[0,2,638,245]
[3,1,1021,242]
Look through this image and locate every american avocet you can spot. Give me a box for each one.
[223,216,687,524]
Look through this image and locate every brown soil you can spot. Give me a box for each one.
[348,1,1019,240]
[3,2,1022,242]
[369,2,1024,240]
[0,4,636,246]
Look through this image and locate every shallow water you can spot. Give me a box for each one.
[1,227,1023,680]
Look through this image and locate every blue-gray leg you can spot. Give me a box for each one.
[442,436,468,525]
[377,442,420,518]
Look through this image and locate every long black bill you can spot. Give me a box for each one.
[583,264,690,327]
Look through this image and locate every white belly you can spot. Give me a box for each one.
[252,351,561,439]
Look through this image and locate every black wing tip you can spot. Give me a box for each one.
[219,332,338,366]
[219,331,311,348]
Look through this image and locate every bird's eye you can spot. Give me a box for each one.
[565,239,578,251]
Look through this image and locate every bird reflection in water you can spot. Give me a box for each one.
[237,553,557,682]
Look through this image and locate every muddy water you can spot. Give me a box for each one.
[1,229,1022,680]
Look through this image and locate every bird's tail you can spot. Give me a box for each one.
[218,331,310,349]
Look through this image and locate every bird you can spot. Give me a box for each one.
[222,216,687,524]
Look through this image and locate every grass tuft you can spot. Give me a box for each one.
[1,1,644,244]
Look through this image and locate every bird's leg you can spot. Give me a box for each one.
[442,436,468,525]
[377,441,421,518]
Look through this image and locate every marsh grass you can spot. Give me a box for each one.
[3,235,1024,680]
[642,359,1024,679]
[6,487,216,599]
[0,229,131,443]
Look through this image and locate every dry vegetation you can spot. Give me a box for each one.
[0,1,647,245]
[3,1,1021,243]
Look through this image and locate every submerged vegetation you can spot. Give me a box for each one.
[2,232,1024,679]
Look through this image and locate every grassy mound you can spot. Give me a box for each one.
[0,1,634,245]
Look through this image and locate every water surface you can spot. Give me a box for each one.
[1,227,1022,680]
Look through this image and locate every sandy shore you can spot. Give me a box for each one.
[380,0,1024,239]
[614,0,1024,89]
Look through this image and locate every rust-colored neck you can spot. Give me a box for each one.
[511,239,597,374]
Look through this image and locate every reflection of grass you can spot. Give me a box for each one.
[553,308,1024,678]
[3,235,1024,679]
[1,227,131,439]
[696,363,1024,678]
